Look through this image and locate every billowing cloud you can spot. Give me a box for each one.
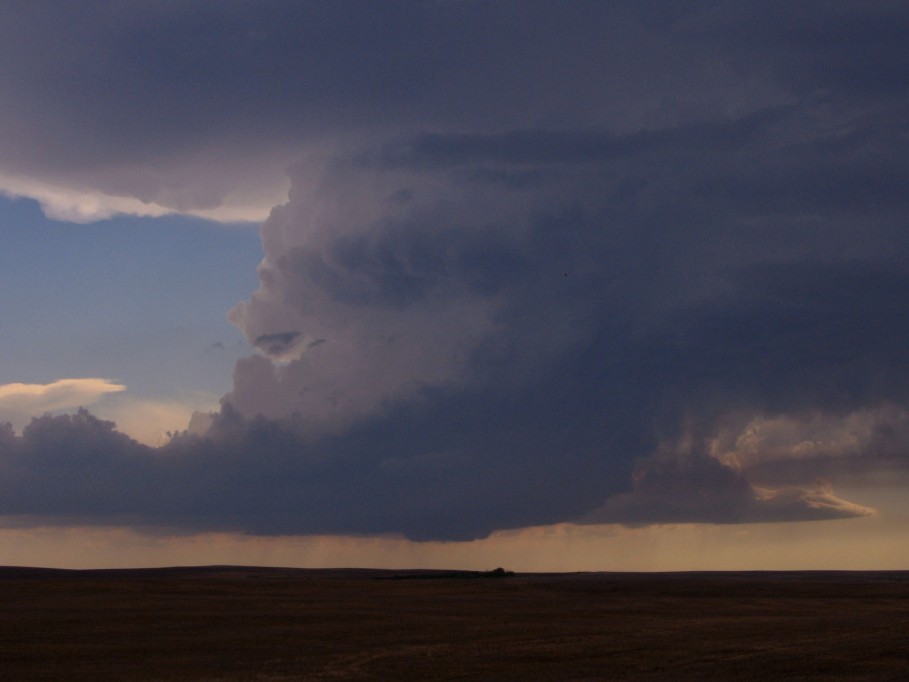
[2,2,909,540]
[224,157,557,427]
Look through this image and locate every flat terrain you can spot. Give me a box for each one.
[1,567,908,680]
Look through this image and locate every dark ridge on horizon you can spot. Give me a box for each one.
[3,565,909,582]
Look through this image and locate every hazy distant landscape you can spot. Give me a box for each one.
[2,566,908,680]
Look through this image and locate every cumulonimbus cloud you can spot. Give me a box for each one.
[2,2,909,539]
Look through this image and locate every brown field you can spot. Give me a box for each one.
[2,566,908,680]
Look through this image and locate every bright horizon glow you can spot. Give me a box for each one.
[2,514,907,572]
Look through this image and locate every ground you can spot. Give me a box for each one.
[1,566,908,680]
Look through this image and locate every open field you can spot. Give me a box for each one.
[2,566,908,680]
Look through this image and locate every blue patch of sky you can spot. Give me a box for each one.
[0,195,262,399]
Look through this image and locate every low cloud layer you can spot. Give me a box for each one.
[2,2,909,539]
[0,400,892,540]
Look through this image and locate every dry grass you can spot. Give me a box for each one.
[2,566,908,680]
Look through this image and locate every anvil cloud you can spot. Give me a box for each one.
[2,1,909,541]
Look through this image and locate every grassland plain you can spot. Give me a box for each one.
[1,566,908,680]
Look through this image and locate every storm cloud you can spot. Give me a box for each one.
[2,2,909,540]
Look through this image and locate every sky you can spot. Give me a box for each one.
[2,0,909,570]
